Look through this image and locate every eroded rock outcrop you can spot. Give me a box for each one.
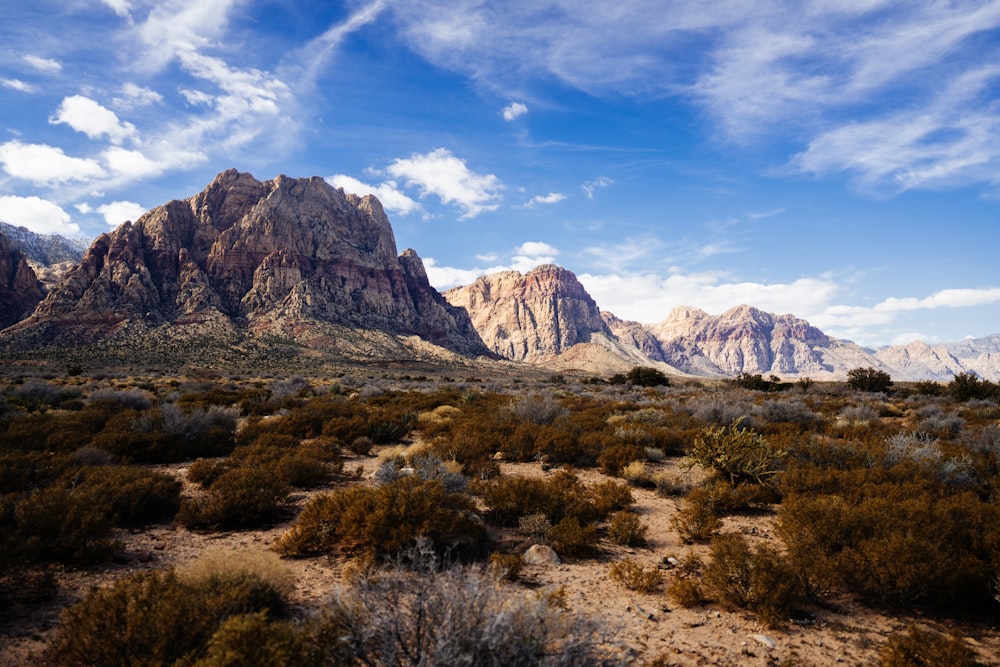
[0,231,44,330]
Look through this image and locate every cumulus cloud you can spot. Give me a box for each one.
[96,200,146,227]
[502,101,528,121]
[424,241,559,289]
[527,192,566,207]
[22,54,61,74]
[582,176,613,199]
[1,78,36,93]
[0,196,80,236]
[50,95,138,144]
[386,148,503,218]
[0,141,105,185]
[327,174,421,216]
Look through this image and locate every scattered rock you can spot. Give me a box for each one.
[523,544,560,565]
[751,634,777,649]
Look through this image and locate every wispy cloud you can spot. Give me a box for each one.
[50,95,138,145]
[526,192,565,207]
[22,54,61,74]
[0,141,105,186]
[582,176,613,199]
[1,78,36,93]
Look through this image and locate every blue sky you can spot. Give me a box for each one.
[1,1,999,348]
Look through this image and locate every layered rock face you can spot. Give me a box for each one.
[444,265,615,362]
[650,305,842,376]
[0,231,44,330]
[2,170,489,356]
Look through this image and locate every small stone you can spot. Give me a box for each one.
[523,544,560,565]
[751,634,776,650]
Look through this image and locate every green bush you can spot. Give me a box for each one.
[847,367,894,393]
[624,367,670,387]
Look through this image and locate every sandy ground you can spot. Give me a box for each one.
[2,450,998,666]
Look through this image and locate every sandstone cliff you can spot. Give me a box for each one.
[0,170,490,359]
[0,230,44,330]
[444,265,611,361]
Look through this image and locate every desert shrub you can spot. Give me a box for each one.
[274,476,487,560]
[665,555,707,608]
[87,387,153,410]
[654,472,692,497]
[188,459,230,487]
[609,558,664,593]
[179,467,289,530]
[506,392,568,424]
[689,397,754,427]
[348,435,373,455]
[49,568,290,667]
[701,534,798,627]
[307,542,628,666]
[752,397,820,429]
[177,549,296,601]
[778,480,1000,609]
[684,420,786,486]
[488,551,524,581]
[373,454,467,493]
[519,513,552,541]
[191,611,306,667]
[590,479,635,517]
[847,367,893,393]
[671,486,723,543]
[879,625,981,667]
[12,482,119,563]
[621,460,653,487]
[10,380,81,411]
[598,443,645,477]
[77,465,182,526]
[949,372,998,402]
[548,516,599,558]
[624,366,670,387]
[475,470,608,528]
[608,511,648,547]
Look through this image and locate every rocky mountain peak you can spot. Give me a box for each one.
[0,170,490,358]
[444,264,612,361]
[0,230,44,329]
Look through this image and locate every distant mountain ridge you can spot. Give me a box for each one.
[0,175,995,380]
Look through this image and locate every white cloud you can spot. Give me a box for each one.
[22,54,61,74]
[527,192,566,207]
[113,83,163,110]
[101,0,132,19]
[1,78,36,93]
[101,146,164,179]
[327,174,421,216]
[582,176,613,199]
[873,288,1000,313]
[50,95,138,144]
[0,141,105,185]
[386,148,503,219]
[502,101,528,121]
[0,196,80,236]
[515,241,558,257]
[96,200,146,227]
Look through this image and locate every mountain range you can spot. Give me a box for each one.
[1,170,996,381]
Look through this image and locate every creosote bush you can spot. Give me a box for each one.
[274,476,488,560]
[609,558,664,593]
[608,510,648,547]
[701,534,798,628]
